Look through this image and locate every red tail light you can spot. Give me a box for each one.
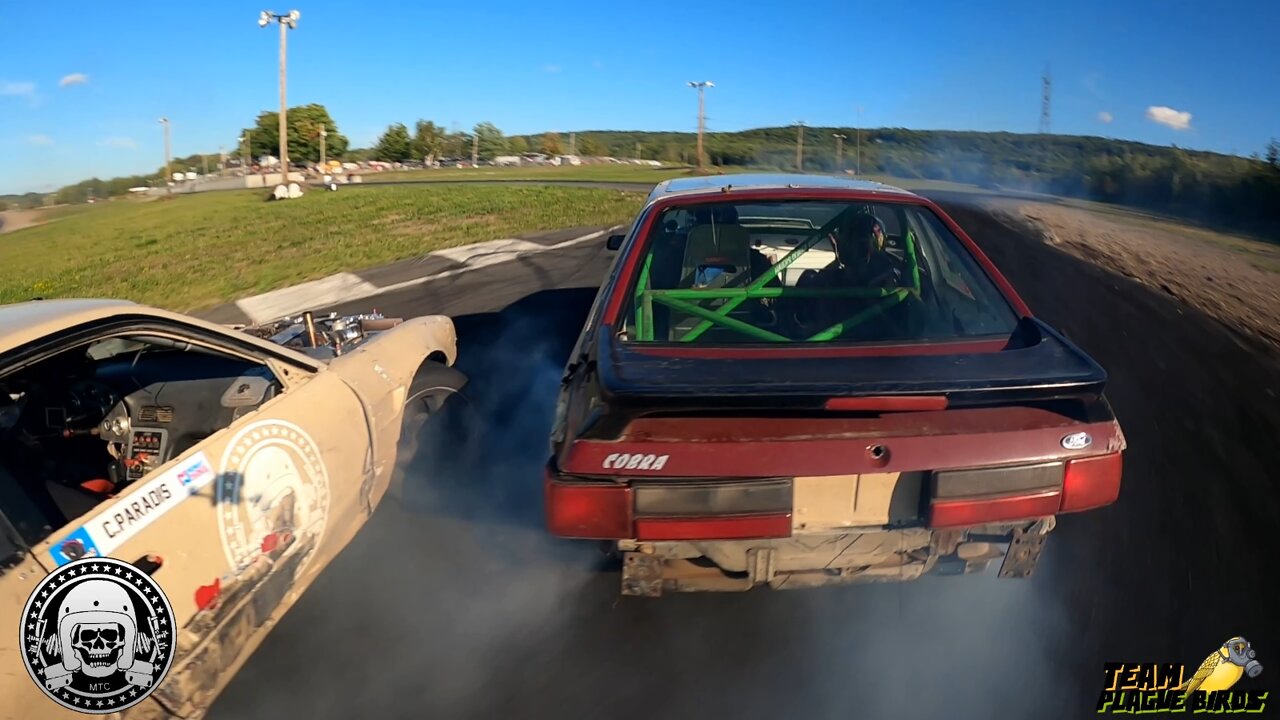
[1059,452,1123,512]
[635,514,792,541]
[928,490,1062,528]
[544,470,632,539]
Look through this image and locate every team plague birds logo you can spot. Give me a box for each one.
[19,557,175,714]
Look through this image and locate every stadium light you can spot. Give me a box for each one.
[259,10,301,189]
[687,81,713,171]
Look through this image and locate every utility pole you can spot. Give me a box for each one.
[319,126,327,168]
[687,81,713,171]
[471,133,479,165]
[832,133,847,173]
[856,106,864,175]
[159,117,171,195]
[795,121,805,171]
[635,141,642,160]
[1040,63,1052,134]
[260,10,300,184]
[219,146,226,172]
[568,131,576,155]
[240,133,250,171]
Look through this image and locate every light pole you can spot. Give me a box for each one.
[795,120,805,171]
[159,117,172,195]
[259,10,300,183]
[832,133,847,173]
[319,126,327,168]
[687,81,713,171]
[239,133,251,172]
[856,105,864,175]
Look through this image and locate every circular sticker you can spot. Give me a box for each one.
[18,557,176,714]
[217,420,330,573]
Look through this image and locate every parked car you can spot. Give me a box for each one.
[546,173,1126,596]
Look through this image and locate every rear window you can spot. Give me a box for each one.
[618,199,1019,345]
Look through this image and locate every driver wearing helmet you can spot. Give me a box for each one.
[791,212,901,334]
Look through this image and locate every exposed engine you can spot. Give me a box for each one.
[236,310,405,360]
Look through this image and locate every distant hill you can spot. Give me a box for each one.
[514,126,1280,237]
[16,124,1279,238]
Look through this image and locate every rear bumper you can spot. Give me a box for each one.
[615,518,1056,595]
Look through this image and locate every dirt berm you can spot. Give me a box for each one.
[937,197,1279,657]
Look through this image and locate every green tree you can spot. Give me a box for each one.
[1266,139,1279,169]
[374,123,413,162]
[473,122,508,160]
[577,135,604,156]
[508,136,528,154]
[237,104,348,164]
[540,131,563,155]
[411,120,444,162]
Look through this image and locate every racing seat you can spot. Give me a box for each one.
[669,218,766,341]
[679,222,754,289]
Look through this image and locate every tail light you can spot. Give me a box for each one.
[927,452,1123,529]
[1059,452,1123,512]
[928,490,1062,529]
[544,469,632,539]
[635,514,792,541]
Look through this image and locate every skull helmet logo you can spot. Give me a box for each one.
[19,556,175,714]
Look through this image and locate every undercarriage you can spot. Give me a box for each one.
[616,517,1056,596]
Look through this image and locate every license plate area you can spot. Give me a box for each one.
[792,471,924,532]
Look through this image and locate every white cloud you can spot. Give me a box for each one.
[1097,111,1113,124]
[1,81,36,97]
[99,136,138,150]
[27,134,54,146]
[1145,105,1192,131]
[542,64,561,73]
[59,73,89,87]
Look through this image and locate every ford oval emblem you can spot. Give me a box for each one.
[1061,432,1092,450]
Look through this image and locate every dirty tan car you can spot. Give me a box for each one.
[0,299,464,719]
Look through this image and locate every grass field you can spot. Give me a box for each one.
[361,164,996,194]
[365,163,734,185]
[0,184,644,312]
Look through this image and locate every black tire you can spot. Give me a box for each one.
[393,363,484,511]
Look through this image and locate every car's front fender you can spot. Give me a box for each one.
[326,314,458,509]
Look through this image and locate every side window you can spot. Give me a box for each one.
[0,330,283,550]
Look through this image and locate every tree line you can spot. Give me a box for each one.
[14,103,1278,238]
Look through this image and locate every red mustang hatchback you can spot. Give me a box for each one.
[546,174,1125,596]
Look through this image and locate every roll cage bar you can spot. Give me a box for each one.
[630,204,924,343]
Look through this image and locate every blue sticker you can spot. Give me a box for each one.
[50,526,102,566]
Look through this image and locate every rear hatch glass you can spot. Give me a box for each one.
[619,199,1019,345]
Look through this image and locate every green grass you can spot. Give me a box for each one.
[364,163,733,185]
[0,185,645,312]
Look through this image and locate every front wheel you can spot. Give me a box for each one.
[392,363,484,512]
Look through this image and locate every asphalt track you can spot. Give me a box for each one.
[207,193,1279,720]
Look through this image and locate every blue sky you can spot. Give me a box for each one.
[1,0,1276,195]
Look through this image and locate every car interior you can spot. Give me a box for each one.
[0,333,282,548]
[623,200,1020,345]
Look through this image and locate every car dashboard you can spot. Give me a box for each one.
[0,346,280,527]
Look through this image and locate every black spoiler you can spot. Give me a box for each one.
[595,317,1107,410]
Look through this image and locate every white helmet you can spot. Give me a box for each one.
[57,579,137,674]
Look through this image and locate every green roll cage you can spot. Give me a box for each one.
[630,205,925,343]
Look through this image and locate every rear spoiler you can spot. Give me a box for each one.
[595,317,1107,411]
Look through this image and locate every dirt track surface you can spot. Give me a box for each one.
[209,196,1279,720]
[985,198,1280,351]
[0,209,43,234]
